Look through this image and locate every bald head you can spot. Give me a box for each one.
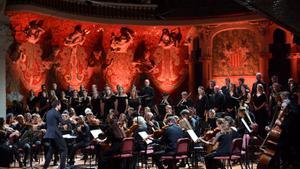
[144,79,150,87]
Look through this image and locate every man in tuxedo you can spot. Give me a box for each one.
[152,116,184,169]
[141,79,155,107]
[43,100,68,169]
[251,72,267,95]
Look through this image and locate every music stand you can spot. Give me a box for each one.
[62,134,77,164]
[82,141,96,169]
[82,129,103,169]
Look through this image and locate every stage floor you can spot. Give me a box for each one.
[8,155,257,169]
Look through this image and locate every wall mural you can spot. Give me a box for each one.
[11,20,51,92]
[55,25,90,89]
[212,29,260,77]
[104,27,138,91]
[7,11,191,95]
[150,28,188,93]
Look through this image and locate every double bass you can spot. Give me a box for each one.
[257,105,287,169]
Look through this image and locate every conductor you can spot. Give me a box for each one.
[43,100,68,169]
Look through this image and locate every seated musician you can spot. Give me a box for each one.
[236,106,256,137]
[118,113,128,131]
[178,109,193,131]
[11,115,31,167]
[97,111,126,169]
[68,115,90,165]
[163,105,174,125]
[197,118,233,169]
[176,91,193,113]
[144,111,160,134]
[0,130,13,167]
[126,107,136,127]
[30,113,44,161]
[18,124,42,166]
[68,107,78,125]
[207,109,217,130]
[132,116,148,151]
[224,116,239,139]
[152,116,184,169]
[85,108,101,129]
[60,111,73,135]
[158,93,172,121]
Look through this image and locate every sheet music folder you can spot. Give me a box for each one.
[90,129,103,138]
[187,129,199,143]
[138,131,153,144]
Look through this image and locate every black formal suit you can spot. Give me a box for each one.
[153,124,184,169]
[195,95,209,118]
[141,86,155,107]
[251,81,267,95]
[43,108,67,169]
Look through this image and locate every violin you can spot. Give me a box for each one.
[125,123,139,137]
[257,106,286,169]
[152,125,168,138]
[202,127,221,141]
[176,92,192,107]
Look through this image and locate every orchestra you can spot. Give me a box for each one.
[0,73,299,169]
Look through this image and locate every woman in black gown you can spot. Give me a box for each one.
[91,87,101,117]
[128,85,141,113]
[101,85,116,119]
[195,86,209,119]
[251,84,268,137]
[70,90,82,115]
[225,84,239,118]
[115,85,128,114]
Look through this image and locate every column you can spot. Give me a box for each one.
[289,53,300,82]
[0,13,13,118]
[259,51,270,82]
[200,56,212,88]
[188,50,196,95]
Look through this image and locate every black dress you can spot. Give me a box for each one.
[128,97,141,111]
[70,97,82,115]
[81,97,92,112]
[252,93,268,137]
[91,96,101,116]
[195,95,209,118]
[102,96,116,116]
[115,95,127,114]
[27,96,38,113]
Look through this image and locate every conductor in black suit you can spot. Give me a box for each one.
[43,100,68,169]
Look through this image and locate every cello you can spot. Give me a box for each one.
[257,104,287,169]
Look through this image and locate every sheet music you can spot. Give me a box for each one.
[90,129,103,138]
[62,134,77,139]
[138,131,152,144]
[187,129,199,143]
[241,118,252,133]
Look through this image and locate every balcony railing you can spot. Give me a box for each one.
[7,0,158,20]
